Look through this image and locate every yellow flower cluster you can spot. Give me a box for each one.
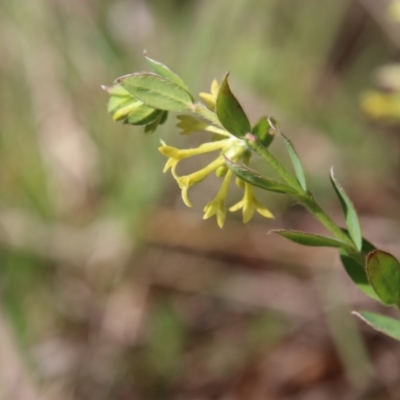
[159,82,273,228]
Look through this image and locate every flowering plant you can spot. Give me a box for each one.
[104,53,400,341]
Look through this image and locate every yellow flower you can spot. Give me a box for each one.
[229,182,273,223]
[203,169,233,228]
[177,156,226,207]
[159,139,229,178]
[159,137,248,210]
[199,79,220,110]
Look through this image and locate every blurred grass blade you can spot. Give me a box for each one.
[144,52,193,99]
[268,118,306,191]
[353,311,400,341]
[330,167,362,251]
[224,157,299,196]
[366,250,400,305]
[272,230,348,248]
[117,73,193,111]
[216,74,251,138]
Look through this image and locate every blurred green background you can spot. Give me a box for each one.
[1,0,400,399]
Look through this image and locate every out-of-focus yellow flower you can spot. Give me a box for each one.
[199,79,220,110]
[361,90,400,121]
[388,0,400,22]
[229,182,273,223]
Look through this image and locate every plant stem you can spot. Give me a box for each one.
[300,193,356,249]
[247,134,357,252]
[246,134,303,191]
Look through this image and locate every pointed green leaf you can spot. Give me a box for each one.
[102,83,130,97]
[340,236,379,300]
[125,107,162,126]
[251,117,274,147]
[144,52,192,98]
[224,157,299,196]
[144,111,168,135]
[112,100,143,121]
[107,96,132,113]
[366,250,400,305]
[216,74,251,138]
[159,111,168,125]
[271,230,348,248]
[268,118,306,191]
[117,72,193,111]
[330,168,362,251]
[353,311,400,341]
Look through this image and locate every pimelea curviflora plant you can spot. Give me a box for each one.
[103,53,400,341]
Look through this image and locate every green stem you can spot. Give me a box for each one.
[247,134,358,252]
[246,134,303,191]
[300,193,357,250]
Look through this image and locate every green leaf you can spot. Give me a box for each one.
[117,72,193,111]
[271,230,348,248]
[340,236,379,300]
[159,111,168,125]
[366,250,400,305]
[107,96,131,113]
[224,157,299,196]
[353,311,400,341]
[144,111,168,135]
[102,83,130,97]
[251,117,274,147]
[330,168,362,251]
[112,100,143,121]
[216,74,251,138]
[268,118,306,191]
[144,52,193,98]
[125,107,162,126]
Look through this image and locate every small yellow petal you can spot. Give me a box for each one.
[256,207,274,219]
[216,207,226,228]
[203,203,217,219]
[242,202,255,223]
[229,200,244,213]
[199,92,216,110]
[211,79,220,96]
[181,186,193,207]
[163,158,177,173]
[229,182,273,223]
[254,199,274,219]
